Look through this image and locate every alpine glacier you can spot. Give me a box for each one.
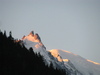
[20,31,100,75]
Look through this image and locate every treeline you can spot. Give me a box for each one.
[0,31,66,75]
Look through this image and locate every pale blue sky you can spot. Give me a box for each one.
[0,0,100,63]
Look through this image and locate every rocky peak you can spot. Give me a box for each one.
[34,33,41,42]
[29,31,34,36]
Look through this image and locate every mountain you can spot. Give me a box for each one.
[0,31,66,75]
[21,31,100,75]
[21,31,68,71]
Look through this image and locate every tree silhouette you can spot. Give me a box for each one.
[8,31,14,40]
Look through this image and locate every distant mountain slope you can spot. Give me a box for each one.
[49,49,100,75]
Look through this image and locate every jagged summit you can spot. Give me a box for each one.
[22,31,41,43]
[21,31,46,50]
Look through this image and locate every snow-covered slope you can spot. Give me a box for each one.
[21,31,68,72]
[20,31,100,75]
[49,49,100,75]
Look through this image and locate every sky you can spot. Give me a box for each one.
[0,0,100,63]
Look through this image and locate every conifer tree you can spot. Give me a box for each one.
[8,31,13,40]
